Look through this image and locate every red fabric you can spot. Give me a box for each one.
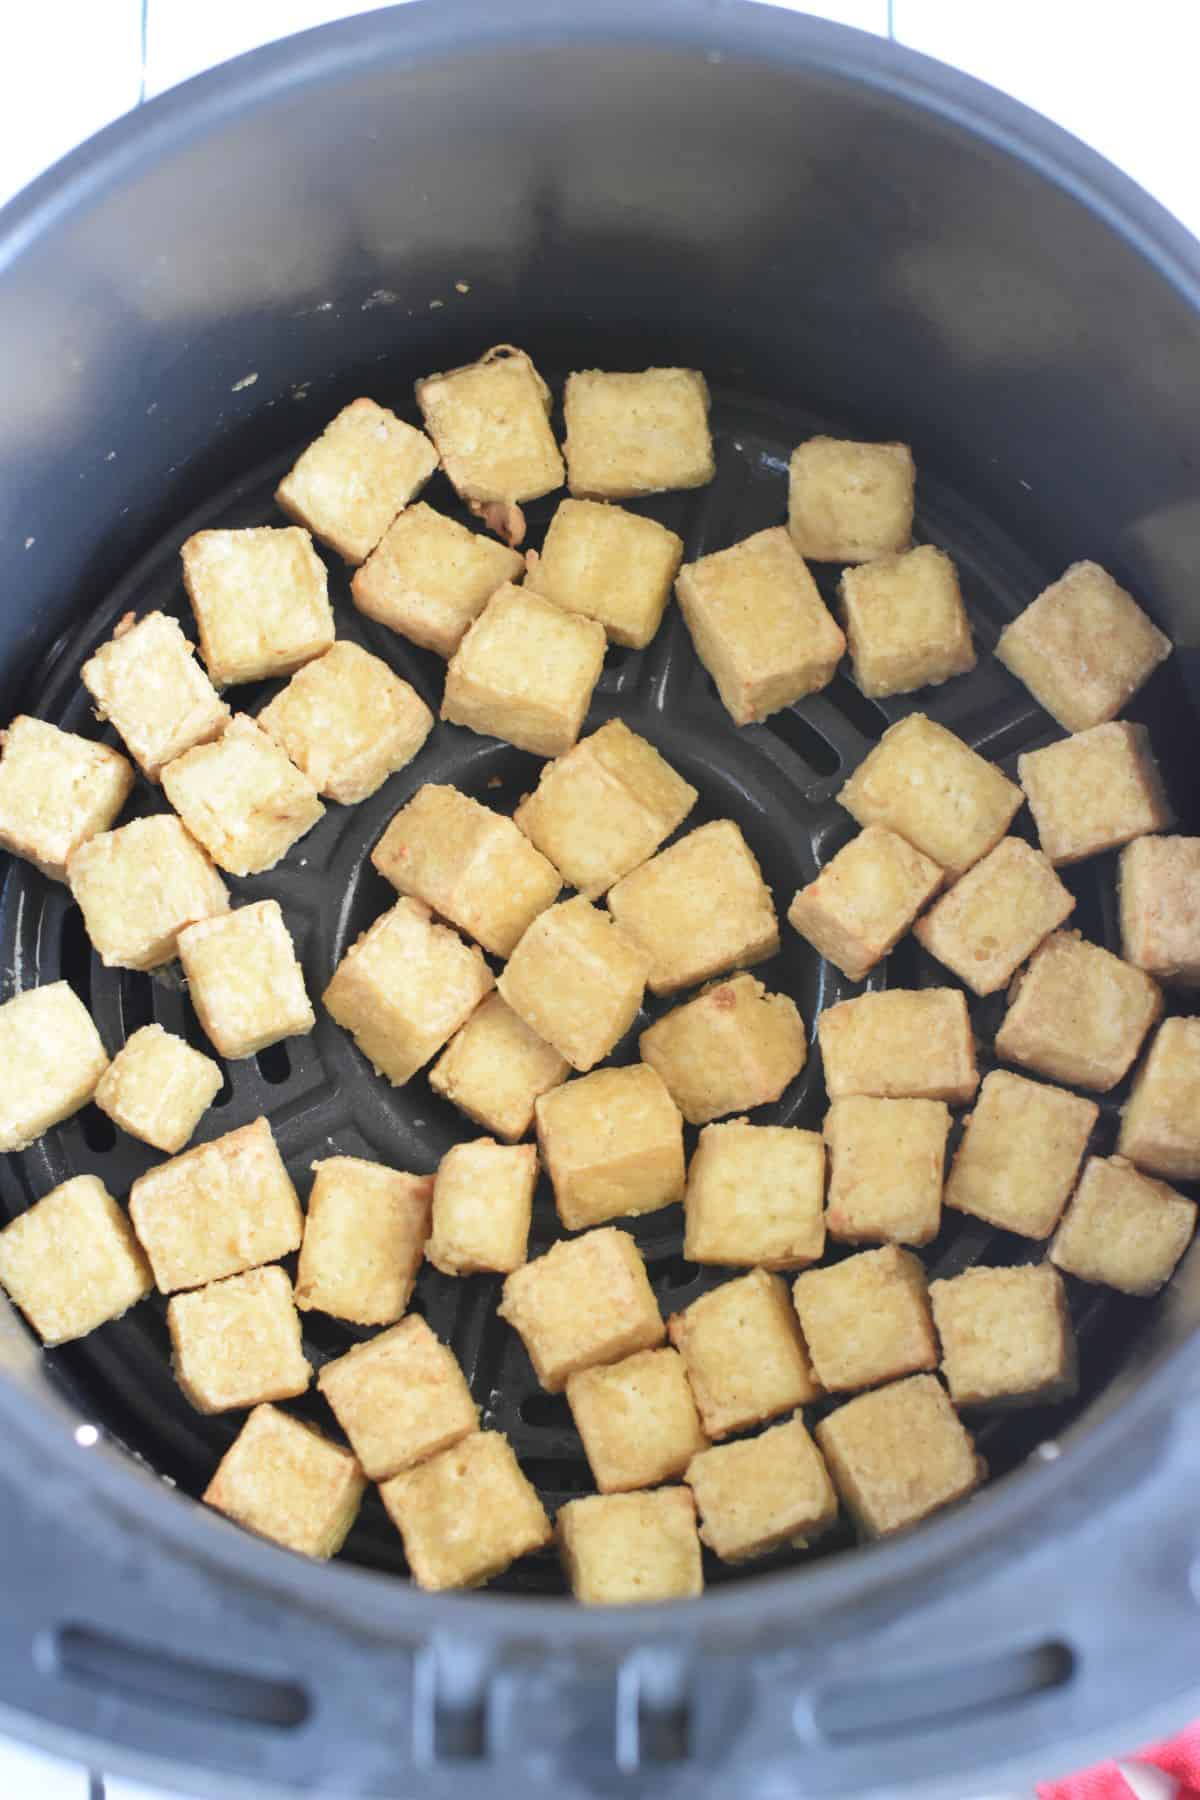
[1038,1722,1200,1799]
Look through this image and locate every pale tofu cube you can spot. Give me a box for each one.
[94,1023,222,1154]
[350,502,524,658]
[0,1174,151,1344]
[1018,723,1173,866]
[1119,1018,1200,1181]
[526,499,684,648]
[1050,1154,1196,1296]
[994,931,1162,1092]
[640,973,807,1126]
[0,982,109,1152]
[323,897,494,1086]
[178,900,313,1060]
[563,367,714,500]
[930,1264,1075,1408]
[428,993,568,1143]
[275,398,439,563]
[317,1315,478,1480]
[67,814,229,971]
[535,1063,684,1231]
[685,1414,838,1561]
[824,1097,950,1247]
[167,1266,310,1414]
[426,1139,536,1275]
[787,825,943,982]
[204,1404,365,1558]
[380,1431,551,1591]
[80,611,229,780]
[567,1347,707,1492]
[815,1375,982,1537]
[945,1069,1097,1239]
[181,527,335,685]
[161,714,324,877]
[296,1156,432,1326]
[788,437,915,564]
[683,1120,826,1268]
[257,641,433,805]
[1120,835,1200,987]
[838,544,975,697]
[558,1489,703,1603]
[793,1245,937,1394]
[995,561,1172,733]
[675,526,845,724]
[441,585,606,759]
[372,784,561,958]
[497,895,649,1074]
[817,988,978,1103]
[0,716,133,882]
[668,1267,820,1439]
[912,837,1075,995]
[415,346,564,504]
[498,1226,664,1392]
[129,1116,302,1294]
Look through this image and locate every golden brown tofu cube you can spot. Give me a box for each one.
[0,716,133,882]
[323,897,494,1086]
[793,1245,937,1394]
[945,1069,1097,1239]
[526,499,683,648]
[839,545,975,698]
[427,993,568,1143]
[994,931,1162,1092]
[442,584,606,759]
[497,895,648,1074]
[995,561,1172,734]
[350,502,525,658]
[817,988,978,1103]
[1120,835,1200,987]
[80,611,230,781]
[67,813,229,971]
[567,1347,707,1492]
[373,784,561,959]
[415,346,563,504]
[317,1315,477,1480]
[0,1174,151,1344]
[686,1414,837,1561]
[1050,1154,1196,1296]
[204,1404,365,1559]
[167,1266,310,1414]
[563,367,714,500]
[668,1267,820,1439]
[558,1488,702,1603]
[675,527,845,725]
[913,837,1075,996]
[815,1375,982,1537]
[930,1264,1076,1408]
[1119,1018,1200,1181]
[161,714,324,878]
[498,1226,664,1393]
[381,1430,551,1590]
[640,973,807,1126]
[787,825,943,984]
[129,1116,302,1294]
[181,527,335,685]
[257,641,433,805]
[275,398,439,563]
[94,1023,222,1154]
[296,1156,432,1326]
[824,1097,950,1247]
[788,437,915,564]
[683,1120,825,1269]
[0,981,109,1152]
[178,899,313,1061]
[535,1063,684,1231]
[1018,722,1173,867]
[426,1138,536,1275]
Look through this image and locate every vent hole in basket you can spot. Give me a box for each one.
[78,1106,117,1155]
[519,1390,572,1429]
[121,971,155,1038]
[823,673,890,743]
[812,1640,1075,1742]
[59,905,94,1012]
[257,1041,291,1086]
[767,711,840,778]
[52,1625,310,1729]
[434,1696,487,1762]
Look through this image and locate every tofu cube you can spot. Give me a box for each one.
[930,1264,1076,1408]
[683,1120,826,1268]
[257,641,433,805]
[94,1023,222,1154]
[1050,1154,1196,1296]
[685,1414,838,1562]
[380,1431,551,1591]
[668,1267,820,1439]
[275,398,439,563]
[178,900,313,1061]
[838,544,975,697]
[526,499,684,648]
[817,988,978,1103]
[1119,1018,1200,1181]
[181,527,335,685]
[0,1174,151,1344]
[67,814,229,971]
[788,437,915,564]
[567,1346,708,1492]
[514,719,697,900]
[296,1156,432,1326]
[323,897,494,1086]
[372,784,561,959]
[675,527,845,725]
[129,1116,302,1294]
[80,611,230,780]
[945,1069,1098,1239]
[1120,835,1200,987]
[994,931,1162,1092]
[839,714,1023,879]
[0,981,109,1152]
[442,585,606,760]
[498,1226,664,1392]
[815,1375,983,1537]
[912,837,1075,995]
[787,825,943,982]
[428,993,568,1144]
[558,1489,703,1603]
[415,345,564,504]
[793,1246,938,1394]
[640,973,807,1126]
[535,1063,684,1231]
[204,1404,365,1559]
[0,716,133,882]
[317,1315,478,1480]
[497,895,649,1074]
[350,502,524,658]
[167,1266,310,1414]
[824,1097,950,1246]
[427,1138,536,1275]
[161,714,324,878]
[1018,723,1173,866]
[563,367,714,499]
[995,560,1172,733]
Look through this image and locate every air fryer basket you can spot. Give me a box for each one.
[0,5,1199,1797]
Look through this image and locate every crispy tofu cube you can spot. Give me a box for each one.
[257,641,433,805]
[161,714,324,877]
[1018,723,1173,867]
[558,1488,702,1603]
[817,988,978,1103]
[1050,1154,1196,1296]
[0,716,133,882]
[442,585,606,760]
[372,784,561,959]
[415,345,563,504]
[0,981,109,1152]
[640,973,807,1125]
[204,1404,365,1559]
[994,931,1162,1092]
[275,398,439,563]
[787,825,943,982]
[913,837,1075,995]
[824,1097,950,1247]
[1120,835,1200,987]
[945,1069,1098,1239]
[181,528,335,686]
[167,1266,310,1414]
[323,897,494,1086]
[788,437,915,564]
[838,545,975,697]
[498,1226,664,1392]
[563,367,714,500]
[567,1347,707,1492]
[526,499,684,648]
[675,527,845,725]
[995,561,1172,733]
[1119,1018,1200,1181]
[129,1116,302,1294]
[930,1264,1075,1408]
[80,611,229,781]
[296,1156,431,1326]
[815,1375,982,1537]
[668,1267,820,1439]
[685,1414,837,1561]
[67,814,229,971]
[428,993,568,1144]
[94,1023,222,1154]
[427,1138,536,1275]
[683,1120,826,1269]
[535,1063,684,1231]
[0,1174,151,1344]
[497,895,648,1073]
[350,502,524,658]
[178,900,313,1060]
[380,1431,551,1590]
[317,1315,477,1480]
[793,1246,937,1394]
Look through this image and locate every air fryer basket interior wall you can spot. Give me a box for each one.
[1,4,1199,1796]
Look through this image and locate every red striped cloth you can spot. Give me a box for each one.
[1038,1722,1200,1798]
